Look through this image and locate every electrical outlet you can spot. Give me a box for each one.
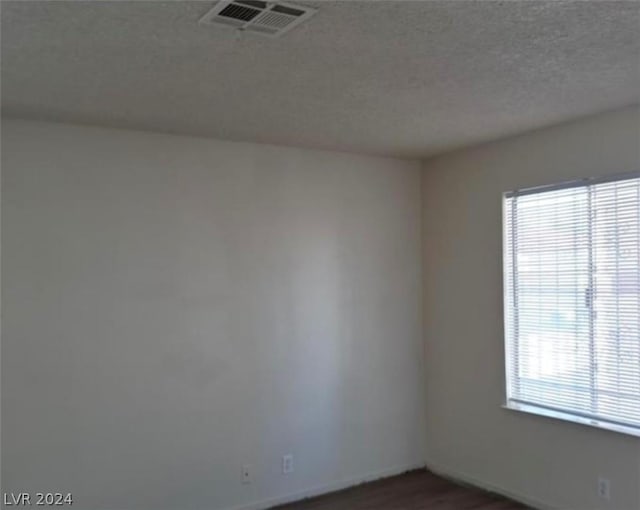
[282,454,294,474]
[597,477,610,500]
[241,464,252,484]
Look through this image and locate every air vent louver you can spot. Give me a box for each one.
[218,4,261,22]
[200,1,317,38]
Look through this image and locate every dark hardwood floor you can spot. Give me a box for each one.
[271,469,529,510]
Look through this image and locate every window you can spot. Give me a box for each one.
[504,174,640,435]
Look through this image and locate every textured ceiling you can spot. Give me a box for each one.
[2,0,639,158]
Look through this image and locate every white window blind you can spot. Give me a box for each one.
[504,174,640,433]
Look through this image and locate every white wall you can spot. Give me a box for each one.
[422,106,640,510]
[1,119,425,510]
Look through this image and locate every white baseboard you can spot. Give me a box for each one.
[426,460,558,510]
[225,461,426,510]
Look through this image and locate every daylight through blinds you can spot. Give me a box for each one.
[504,174,640,430]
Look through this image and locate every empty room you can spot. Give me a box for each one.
[1,1,639,509]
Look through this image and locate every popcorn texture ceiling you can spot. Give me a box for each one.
[2,0,639,158]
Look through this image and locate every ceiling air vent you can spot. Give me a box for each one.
[200,1,317,38]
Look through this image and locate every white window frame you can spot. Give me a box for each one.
[502,172,640,437]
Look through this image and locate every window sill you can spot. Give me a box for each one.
[502,401,640,439]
